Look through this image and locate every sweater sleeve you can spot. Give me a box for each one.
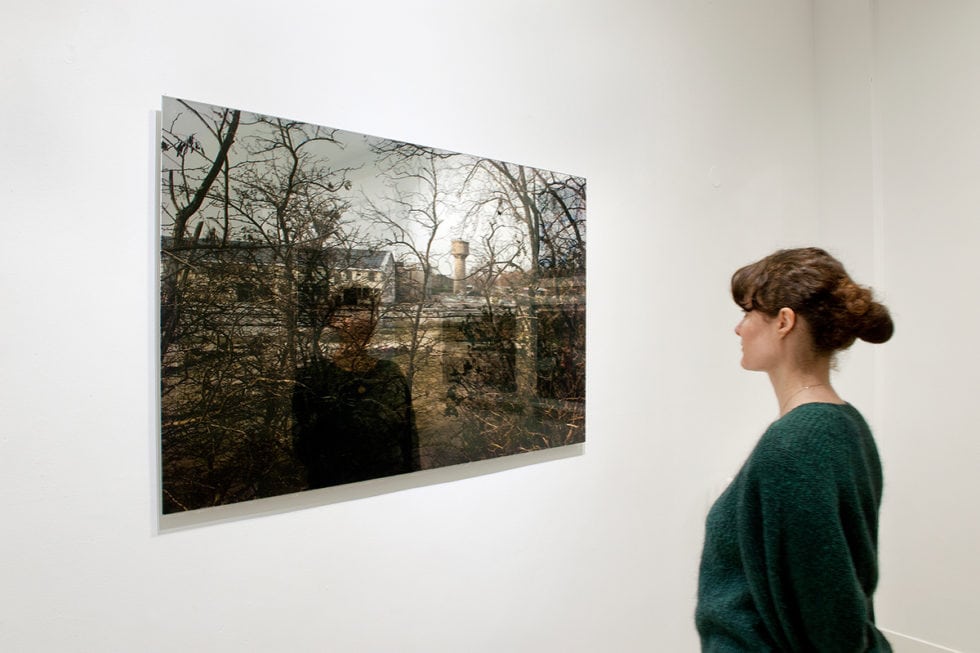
[735,412,876,652]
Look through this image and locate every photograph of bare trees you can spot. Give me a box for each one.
[160,97,586,513]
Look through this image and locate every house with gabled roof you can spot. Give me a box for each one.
[161,236,397,331]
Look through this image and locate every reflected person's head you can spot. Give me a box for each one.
[328,301,380,355]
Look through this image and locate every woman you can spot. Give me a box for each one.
[696,247,894,652]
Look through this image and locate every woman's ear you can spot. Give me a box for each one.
[776,307,797,337]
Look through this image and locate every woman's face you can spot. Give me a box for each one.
[734,309,781,371]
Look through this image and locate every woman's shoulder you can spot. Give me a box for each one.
[770,402,863,437]
[753,403,866,468]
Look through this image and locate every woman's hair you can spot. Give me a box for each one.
[731,247,894,354]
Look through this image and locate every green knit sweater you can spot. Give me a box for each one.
[696,403,891,652]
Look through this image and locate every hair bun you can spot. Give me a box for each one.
[836,281,893,344]
[858,302,894,344]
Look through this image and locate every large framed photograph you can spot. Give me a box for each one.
[159,97,586,513]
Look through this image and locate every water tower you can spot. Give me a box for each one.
[451,240,469,294]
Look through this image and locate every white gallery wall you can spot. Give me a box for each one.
[1,1,976,651]
[814,3,980,652]
[871,2,980,651]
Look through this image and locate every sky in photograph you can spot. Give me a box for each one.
[161,97,564,277]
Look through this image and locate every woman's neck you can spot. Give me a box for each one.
[769,360,842,416]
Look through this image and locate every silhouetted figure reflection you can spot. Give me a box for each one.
[293,303,419,488]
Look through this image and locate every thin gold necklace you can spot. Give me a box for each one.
[780,383,826,414]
